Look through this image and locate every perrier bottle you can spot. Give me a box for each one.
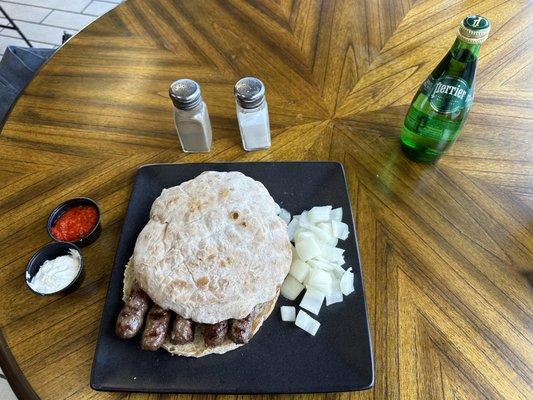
[401,15,491,163]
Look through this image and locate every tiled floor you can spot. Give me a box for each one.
[0,0,123,56]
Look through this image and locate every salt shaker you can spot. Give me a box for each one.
[169,79,212,153]
[234,77,271,151]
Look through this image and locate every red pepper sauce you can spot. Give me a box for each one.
[51,205,98,242]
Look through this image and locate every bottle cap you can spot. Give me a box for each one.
[169,79,202,110]
[234,77,266,109]
[457,15,491,44]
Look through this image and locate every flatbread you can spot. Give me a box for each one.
[122,171,291,356]
[129,171,291,323]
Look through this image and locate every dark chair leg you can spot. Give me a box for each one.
[0,6,33,47]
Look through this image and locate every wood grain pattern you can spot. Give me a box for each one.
[0,0,532,399]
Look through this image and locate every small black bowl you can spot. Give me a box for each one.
[25,242,84,296]
[47,197,101,247]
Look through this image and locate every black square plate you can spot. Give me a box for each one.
[91,162,374,394]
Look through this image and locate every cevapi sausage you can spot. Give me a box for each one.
[170,315,195,345]
[115,283,150,339]
[204,320,228,347]
[228,314,253,344]
[141,304,171,351]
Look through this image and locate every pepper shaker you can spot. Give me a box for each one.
[234,77,271,151]
[169,79,212,153]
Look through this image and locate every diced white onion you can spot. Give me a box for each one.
[291,245,298,261]
[299,288,325,315]
[295,310,320,336]
[307,224,334,244]
[305,269,332,295]
[331,262,347,277]
[289,259,310,283]
[278,208,291,224]
[295,237,322,261]
[339,227,349,240]
[281,275,305,300]
[319,243,345,263]
[307,259,335,272]
[280,306,296,321]
[317,222,332,234]
[294,229,314,243]
[287,218,299,241]
[330,278,341,292]
[281,205,354,333]
[332,220,349,240]
[326,289,343,306]
[308,206,332,223]
[298,211,311,227]
[331,207,343,222]
[340,268,355,296]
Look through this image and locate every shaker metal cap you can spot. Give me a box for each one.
[457,15,490,44]
[234,77,265,109]
[169,79,202,110]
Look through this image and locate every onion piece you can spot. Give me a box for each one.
[307,259,335,272]
[308,206,332,223]
[317,222,333,235]
[281,306,296,321]
[331,262,347,277]
[287,218,299,241]
[319,243,345,263]
[299,288,325,315]
[304,224,335,244]
[279,208,291,224]
[298,211,311,228]
[305,269,332,294]
[332,220,349,240]
[295,310,320,336]
[291,245,298,261]
[331,207,343,222]
[281,275,305,300]
[339,227,349,241]
[326,289,343,306]
[295,237,322,261]
[294,229,315,243]
[340,268,355,296]
[289,259,310,283]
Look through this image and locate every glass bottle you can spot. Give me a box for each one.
[234,77,271,151]
[400,15,491,163]
[169,79,212,153]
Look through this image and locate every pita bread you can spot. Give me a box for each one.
[123,171,291,356]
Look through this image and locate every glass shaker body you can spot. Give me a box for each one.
[236,99,271,151]
[173,101,212,153]
[234,77,271,151]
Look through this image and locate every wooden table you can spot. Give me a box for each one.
[0,0,531,399]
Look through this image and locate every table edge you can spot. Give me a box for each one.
[0,328,40,400]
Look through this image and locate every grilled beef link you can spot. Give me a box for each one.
[141,304,171,351]
[204,321,228,347]
[115,283,150,339]
[228,314,253,344]
[170,315,195,345]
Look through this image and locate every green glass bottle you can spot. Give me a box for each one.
[401,15,491,163]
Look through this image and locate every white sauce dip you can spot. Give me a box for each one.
[27,249,81,294]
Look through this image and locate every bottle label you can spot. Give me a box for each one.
[429,77,470,114]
